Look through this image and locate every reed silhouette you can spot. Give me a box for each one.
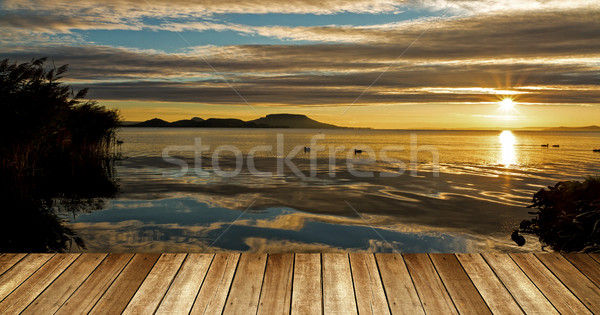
[0,58,120,252]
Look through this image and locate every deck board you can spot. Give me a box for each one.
[322,253,357,315]
[156,253,214,314]
[457,253,524,314]
[257,253,294,315]
[0,253,79,314]
[429,254,491,315]
[0,252,598,314]
[222,253,267,315]
[291,253,322,315]
[56,253,134,314]
[89,253,160,314]
[22,253,107,314]
[509,253,591,315]
[404,253,458,315]
[535,253,600,313]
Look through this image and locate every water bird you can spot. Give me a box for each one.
[594,149,600,152]
[552,145,560,148]
[304,146,310,153]
[541,144,549,147]
[354,149,363,154]
[511,230,526,246]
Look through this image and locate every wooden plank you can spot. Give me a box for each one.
[0,253,27,277]
[22,253,107,314]
[0,253,79,314]
[590,253,600,264]
[123,253,187,314]
[90,253,160,314]
[322,253,357,315]
[56,253,134,315]
[510,253,591,315]
[291,253,322,315]
[429,254,491,315]
[483,253,557,314]
[190,253,239,315]
[257,253,294,315]
[349,253,390,315]
[403,254,457,315]
[223,253,267,315]
[536,253,600,313]
[563,254,600,288]
[0,253,53,302]
[156,253,214,314]
[375,254,424,314]
[456,254,523,314]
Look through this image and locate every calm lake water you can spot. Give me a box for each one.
[64,128,600,252]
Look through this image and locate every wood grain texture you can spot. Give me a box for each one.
[429,254,491,315]
[456,253,524,314]
[563,253,600,288]
[404,254,457,315]
[0,253,53,302]
[56,253,134,315]
[291,253,322,315]
[349,253,390,315]
[257,253,294,315]
[322,253,357,315]
[190,253,240,315]
[0,253,27,277]
[536,253,600,313]
[0,253,79,314]
[375,253,424,315]
[22,253,107,314]
[510,253,591,315]
[223,253,267,315]
[156,253,214,314]
[90,253,160,314]
[483,253,557,314]
[123,253,187,314]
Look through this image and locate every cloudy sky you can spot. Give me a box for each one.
[1,0,599,128]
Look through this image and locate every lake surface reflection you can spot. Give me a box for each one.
[64,128,600,252]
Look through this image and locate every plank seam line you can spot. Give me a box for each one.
[152,253,189,314]
[507,254,562,314]
[117,253,162,313]
[427,254,459,314]
[20,253,82,313]
[85,253,136,314]
[401,254,426,312]
[561,254,600,290]
[220,253,242,314]
[588,253,600,265]
[253,254,268,315]
[320,253,324,315]
[53,253,110,313]
[344,253,360,315]
[533,253,595,313]
[0,253,55,305]
[479,254,527,314]
[288,253,296,315]
[372,254,394,315]
[186,253,216,315]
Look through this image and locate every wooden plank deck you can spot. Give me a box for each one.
[0,253,599,314]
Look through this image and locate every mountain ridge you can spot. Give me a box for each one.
[125,114,346,129]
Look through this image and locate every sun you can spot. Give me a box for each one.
[499,98,515,110]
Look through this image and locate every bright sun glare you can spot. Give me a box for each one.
[499,98,516,110]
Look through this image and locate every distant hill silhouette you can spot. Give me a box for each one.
[127,114,345,129]
[542,125,600,131]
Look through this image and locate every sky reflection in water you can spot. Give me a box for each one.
[64,129,600,252]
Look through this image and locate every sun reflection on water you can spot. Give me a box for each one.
[499,130,516,166]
